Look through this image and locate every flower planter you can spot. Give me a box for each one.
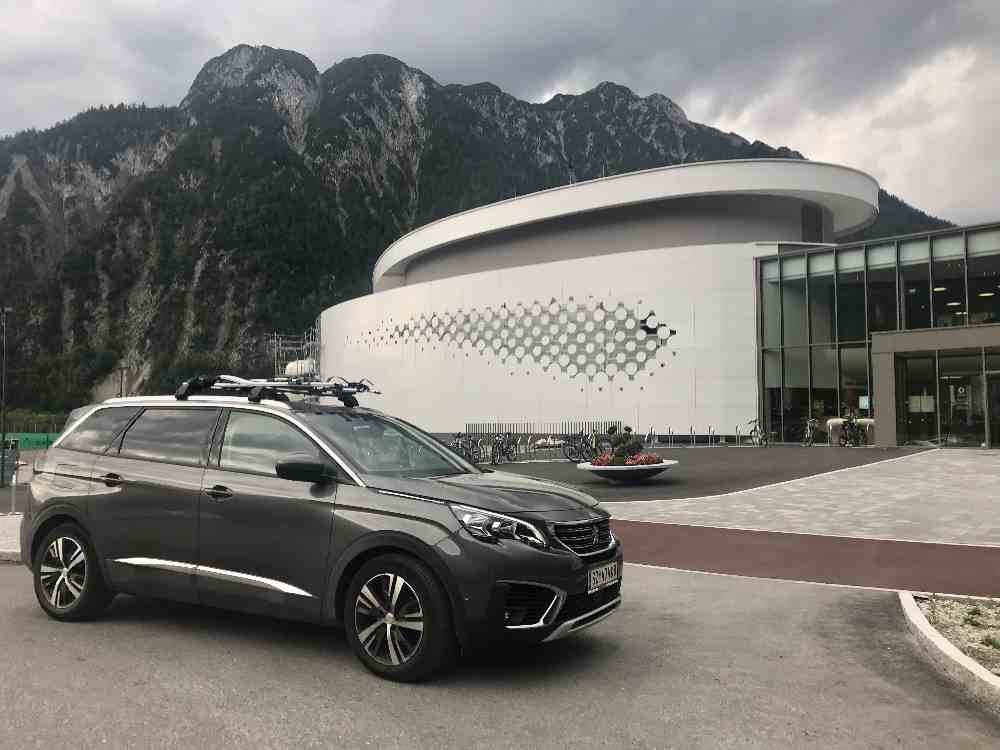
[576,460,678,482]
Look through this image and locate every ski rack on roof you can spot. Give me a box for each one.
[174,374,380,408]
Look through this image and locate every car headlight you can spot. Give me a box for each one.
[449,504,548,548]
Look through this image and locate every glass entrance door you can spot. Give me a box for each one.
[898,356,937,444]
[939,353,986,447]
[988,373,1000,449]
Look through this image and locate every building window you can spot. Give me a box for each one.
[811,345,838,439]
[866,243,897,332]
[781,256,807,346]
[761,260,780,348]
[763,349,781,441]
[968,228,1000,325]
[899,238,931,330]
[808,253,836,343]
[782,347,809,441]
[931,234,966,327]
[837,249,866,341]
[839,344,869,417]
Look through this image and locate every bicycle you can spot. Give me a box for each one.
[561,428,614,462]
[743,418,769,447]
[800,417,819,447]
[838,413,864,447]
[450,433,483,463]
[490,432,518,465]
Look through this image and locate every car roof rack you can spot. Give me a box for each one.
[174,375,380,408]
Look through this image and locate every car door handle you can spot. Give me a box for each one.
[204,485,233,501]
[100,473,123,487]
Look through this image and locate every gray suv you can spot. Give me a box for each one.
[19,380,622,681]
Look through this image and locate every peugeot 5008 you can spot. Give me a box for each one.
[20,380,622,681]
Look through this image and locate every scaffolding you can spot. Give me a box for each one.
[266,324,321,381]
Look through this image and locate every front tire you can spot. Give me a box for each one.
[33,523,112,622]
[344,554,456,682]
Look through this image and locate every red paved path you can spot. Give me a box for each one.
[613,519,1000,596]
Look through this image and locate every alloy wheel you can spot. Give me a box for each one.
[39,537,87,609]
[354,572,424,666]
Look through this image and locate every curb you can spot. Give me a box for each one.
[0,550,19,564]
[899,591,1000,719]
[0,511,21,564]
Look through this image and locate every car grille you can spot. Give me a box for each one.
[553,518,612,555]
[503,583,558,627]
[560,582,621,621]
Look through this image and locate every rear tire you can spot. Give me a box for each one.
[33,523,113,622]
[344,554,456,682]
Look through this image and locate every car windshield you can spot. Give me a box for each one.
[299,410,478,478]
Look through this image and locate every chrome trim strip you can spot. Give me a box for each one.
[376,489,446,505]
[542,596,621,642]
[196,565,315,598]
[112,558,314,598]
[113,557,197,572]
[497,580,567,630]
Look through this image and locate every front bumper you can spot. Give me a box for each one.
[542,594,622,642]
[435,529,624,648]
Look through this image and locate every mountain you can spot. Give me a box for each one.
[0,45,951,411]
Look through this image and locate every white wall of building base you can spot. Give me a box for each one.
[321,242,763,435]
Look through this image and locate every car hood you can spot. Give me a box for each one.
[364,470,601,515]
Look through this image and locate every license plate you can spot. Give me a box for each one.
[587,560,620,594]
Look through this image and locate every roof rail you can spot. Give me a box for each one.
[174,375,380,407]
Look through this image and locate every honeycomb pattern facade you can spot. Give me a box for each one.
[345,295,676,382]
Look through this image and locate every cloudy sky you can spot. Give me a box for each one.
[3,0,998,225]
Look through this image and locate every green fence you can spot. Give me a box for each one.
[4,433,61,450]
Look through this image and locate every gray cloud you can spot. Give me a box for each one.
[2,0,998,224]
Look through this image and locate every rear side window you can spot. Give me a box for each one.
[220,411,320,476]
[60,407,141,454]
[119,408,220,467]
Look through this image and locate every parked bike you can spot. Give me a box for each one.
[450,433,483,463]
[838,414,864,447]
[490,432,518,465]
[744,418,769,447]
[800,417,819,447]
[562,428,615,462]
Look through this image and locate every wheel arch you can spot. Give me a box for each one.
[325,532,466,644]
[29,507,92,565]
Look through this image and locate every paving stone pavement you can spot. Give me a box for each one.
[608,449,1000,545]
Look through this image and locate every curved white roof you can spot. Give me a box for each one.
[373,159,879,290]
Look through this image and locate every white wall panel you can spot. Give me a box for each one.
[322,242,762,433]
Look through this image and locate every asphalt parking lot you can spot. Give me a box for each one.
[1,563,997,748]
[501,445,926,501]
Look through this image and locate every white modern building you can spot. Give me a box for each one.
[320,158,890,440]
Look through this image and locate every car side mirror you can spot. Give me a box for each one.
[276,456,338,484]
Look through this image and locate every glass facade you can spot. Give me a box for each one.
[758,224,1000,444]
